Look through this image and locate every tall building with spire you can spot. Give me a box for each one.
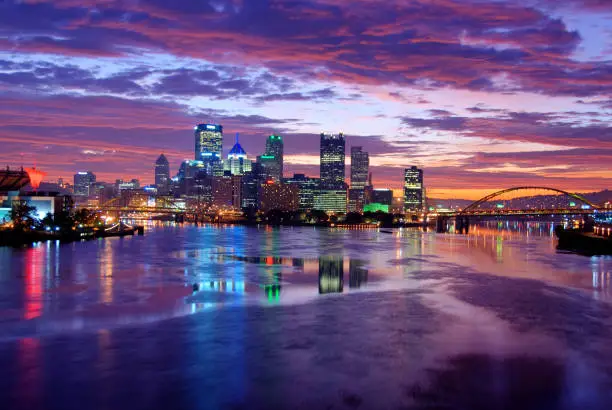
[155,154,170,195]
[224,133,252,176]
[194,123,223,176]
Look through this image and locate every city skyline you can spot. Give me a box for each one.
[1,1,612,199]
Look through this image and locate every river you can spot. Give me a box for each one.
[0,222,611,409]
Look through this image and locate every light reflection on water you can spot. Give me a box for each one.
[1,222,612,408]
[0,222,609,337]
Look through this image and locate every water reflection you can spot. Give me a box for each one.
[319,256,344,294]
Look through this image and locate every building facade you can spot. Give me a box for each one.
[403,166,424,213]
[348,146,369,212]
[155,154,170,195]
[73,171,96,197]
[320,133,345,189]
[263,135,283,181]
[259,182,299,212]
[194,123,223,176]
[284,174,319,211]
[314,189,347,214]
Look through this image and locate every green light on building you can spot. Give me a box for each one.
[569,202,576,207]
[269,135,282,140]
[260,155,275,159]
[496,203,505,209]
[364,203,389,213]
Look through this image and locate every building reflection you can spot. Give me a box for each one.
[349,259,368,289]
[319,256,344,294]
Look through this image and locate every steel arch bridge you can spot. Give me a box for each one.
[458,186,598,215]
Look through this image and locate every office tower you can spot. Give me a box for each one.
[320,133,345,189]
[259,182,299,212]
[318,256,344,294]
[318,133,346,213]
[224,133,252,176]
[350,147,368,189]
[284,174,320,211]
[348,146,369,212]
[404,166,424,213]
[257,135,283,182]
[241,164,262,210]
[73,171,96,196]
[194,123,223,176]
[155,154,170,195]
[212,174,242,210]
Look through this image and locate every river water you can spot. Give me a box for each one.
[0,222,611,409]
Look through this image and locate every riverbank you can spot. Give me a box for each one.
[0,225,143,247]
[555,226,612,256]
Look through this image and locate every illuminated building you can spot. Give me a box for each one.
[212,174,242,210]
[314,189,347,213]
[319,256,343,294]
[194,123,223,176]
[363,203,389,213]
[320,133,345,189]
[115,178,140,193]
[259,182,299,212]
[155,154,170,195]
[263,135,283,181]
[224,133,252,176]
[348,146,368,212]
[284,174,319,211]
[241,164,262,209]
[404,166,424,213]
[318,133,346,213]
[73,171,96,197]
[605,201,611,209]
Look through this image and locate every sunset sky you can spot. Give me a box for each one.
[1,0,611,199]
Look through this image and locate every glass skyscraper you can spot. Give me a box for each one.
[155,154,170,195]
[259,135,283,181]
[403,166,424,213]
[348,146,368,212]
[320,133,345,189]
[318,133,346,213]
[194,123,223,176]
[73,171,96,197]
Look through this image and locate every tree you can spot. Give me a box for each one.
[10,201,37,231]
[308,209,329,224]
[345,212,363,224]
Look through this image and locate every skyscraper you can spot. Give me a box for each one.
[224,133,252,176]
[320,133,345,189]
[258,135,283,181]
[318,133,346,213]
[73,171,96,197]
[404,166,424,213]
[194,123,223,176]
[348,146,368,212]
[155,154,170,195]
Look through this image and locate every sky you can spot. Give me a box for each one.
[1,0,612,199]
